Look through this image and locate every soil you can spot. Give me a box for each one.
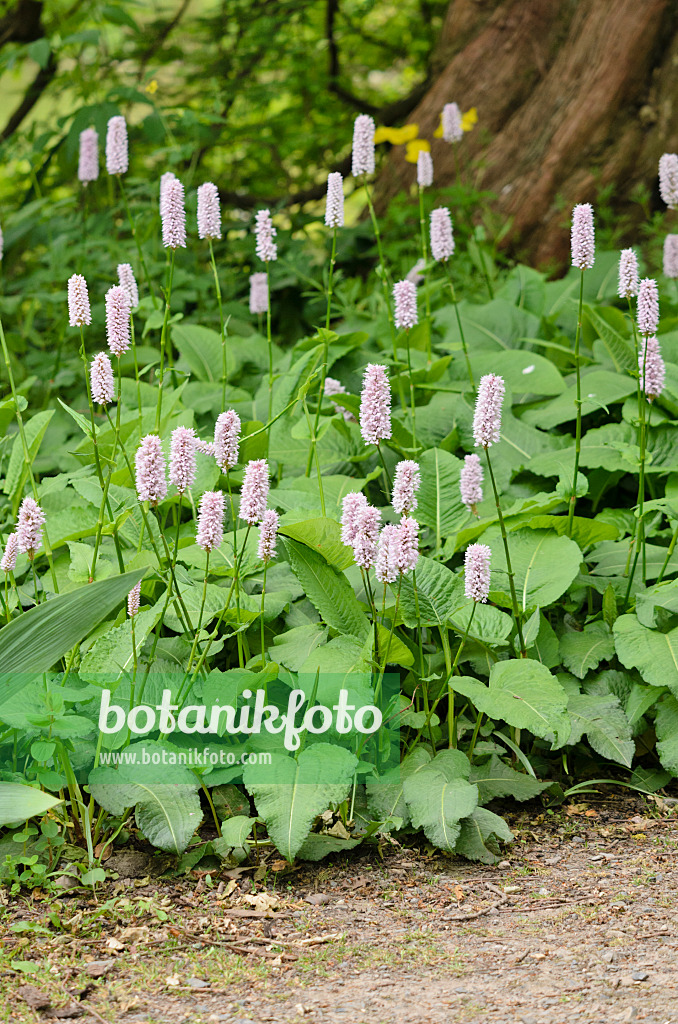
[2,794,677,1024]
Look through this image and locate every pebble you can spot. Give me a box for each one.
[187,977,210,989]
[631,971,649,981]
[497,860,511,869]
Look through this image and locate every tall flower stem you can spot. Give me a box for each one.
[90,362,124,580]
[625,393,650,605]
[361,568,379,666]
[403,328,417,445]
[567,268,585,536]
[130,312,143,433]
[226,470,245,669]
[448,603,476,748]
[266,264,273,424]
[417,185,432,362]
[208,238,228,409]
[303,396,326,516]
[185,551,210,676]
[484,446,526,656]
[444,263,474,390]
[657,520,678,585]
[376,442,392,501]
[260,562,268,669]
[374,576,402,706]
[155,249,176,433]
[304,227,337,482]
[117,176,157,309]
[0,318,59,593]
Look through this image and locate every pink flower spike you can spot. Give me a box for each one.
[325,172,344,228]
[257,509,280,563]
[254,209,277,263]
[90,352,115,406]
[664,235,678,279]
[460,453,483,513]
[417,150,433,188]
[159,171,177,216]
[135,434,167,506]
[127,582,141,618]
[392,461,421,515]
[571,203,595,270]
[637,277,659,337]
[618,248,639,299]
[360,364,392,446]
[161,177,186,249]
[196,490,225,552]
[195,439,216,457]
[430,207,454,262]
[68,274,91,327]
[324,376,355,421]
[395,515,419,574]
[105,115,128,175]
[352,114,376,177]
[197,182,221,240]
[341,492,369,547]
[375,524,399,584]
[239,459,270,524]
[117,263,139,308]
[1,533,18,573]
[639,335,665,402]
[659,153,678,209]
[78,128,99,184]
[406,259,426,286]
[464,543,491,603]
[393,279,418,330]
[442,102,463,143]
[352,505,381,570]
[473,374,505,448]
[214,410,241,471]
[249,272,268,315]
[16,497,45,559]
[169,426,197,495]
[105,285,131,356]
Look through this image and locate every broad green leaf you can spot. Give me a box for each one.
[403,750,478,852]
[525,612,560,668]
[4,410,54,503]
[283,538,369,638]
[79,607,159,682]
[590,541,678,580]
[211,785,251,820]
[296,834,362,861]
[271,624,328,671]
[585,304,636,373]
[415,448,468,542]
[279,516,354,570]
[274,475,368,516]
[470,350,565,396]
[613,615,678,695]
[172,324,223,381]
[0,568,147,698]
[655,696,678,775]
[454,807,514,864]
[527,515,618,550]
[243,744,357,861]
[562,692,634,767]
[559,622,615,679]
[366,747,432,825]
[635,579,678,629]
[453,660,570,741]
[484,528,582,613]
[89,782,202,854]
[219,815,254,849]
[0,783,62,827]
[470,755,550,803]
[521,370,635,428]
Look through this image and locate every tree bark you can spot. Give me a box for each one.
[376,0,677,269]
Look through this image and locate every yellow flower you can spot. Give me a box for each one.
[374,124,419,145]
[404,138,430,163]
[145,79,158,95]
[433,107,478,138]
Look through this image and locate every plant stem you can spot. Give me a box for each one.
[185,551,210,676]
[444,263,474,390]
[208,238,228,409]
[266,263,273,424]
[0,316,59,593]
[447,603,476,748]
[403,328,417,446]
[567,268,585,535]
[155,249,176,433]
[260,562,268,669]
[226,469,245,669]
[417,185,432,362]
[130,311,143,434]
[376,442,392,500]
[484,445,526,656]
[374,575,402,706]
[117,175,157,309]
[304,227,337,480]
[90,362,124,580]
[303,396,326,515]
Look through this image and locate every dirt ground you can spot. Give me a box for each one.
[1,794,677,1024]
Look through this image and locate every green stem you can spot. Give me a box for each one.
[484,446,526,656]
[0,316,59,593]
[155,249,176,433]
[448,603,476,748]
[444,264,474,390]
[266,263,273,424]
[90,362,124,580]
[117,175,157,309]
[226,469,245,669]
[374,575,402,707]
[304,227,337,480]
[657,521,678,584]
[567,268,585,536]
[403,328,417,446]
[208,238,228,409]
[376,442,392,500]
[260,561,268,669]
[185,550,210,676]
[130,311,143,434]
[417,186,431,362]
[467,710,484,762]
[303,397,326,516]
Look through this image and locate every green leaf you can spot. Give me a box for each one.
[79,607,159,682]
[613,615,678,695]
[211,785,251,820]
[484,528,582,613]
[585,304,636,373]
[366,747,432,826]
[635,579,678,629]
[521,370,635,428]
[4,410,54,503]
[470,755,550,803]
[470,350,565,396]
[602,584,618,630]
[279,517,354,570]
[454,807,514,864]
[403,750,478,852]
[0,783,62,827]
[283,538,369,639]
[414,449,468,541]
[243,744,358,861]
[0,569,147,700]
[88,782,202,853]
[564,693,634,766]
[453,661,570,741]
[655,696,678,775]
[271,624,328,672]
[171,324,222,381]
[559,622,615,679]
[296,834,362,861]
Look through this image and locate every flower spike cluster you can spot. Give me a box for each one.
[254,210,277,262]
[239,459,270,524]
[68,274,91,327]
[197,182,221,240]
[416,150,433,188]
[249,273,268,314]
[105,285,131,356]
[664,235,678,279]
[430,207,454,262]
[460,453,483,513]
[473,374,505,448]
[360,364,392,445]
[78,128,99,184]
[442,102,463,143]
[618,249,639,299]
[1,533,18,574]
[17,497,46,559]
[127,582,141,618]
[571,203,595,270]
[196,490,225,552]
[169,426,198,495]
[161,177,187,249]
[106,115,128,175]
[214,410,241,471]
[392,461,421,515]
[90,352,115,406]
[639,336,665,402]
[117,264,139,308]
[325,172,344,228]
[659,153,678,209]
[352,114,375,176]
[135,435,167,506]
[464,544,491,603]
[637,278,659,337]
[258,509,280,563]
[393,280,418,330]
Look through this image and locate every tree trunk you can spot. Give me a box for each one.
[376,0,677,270]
